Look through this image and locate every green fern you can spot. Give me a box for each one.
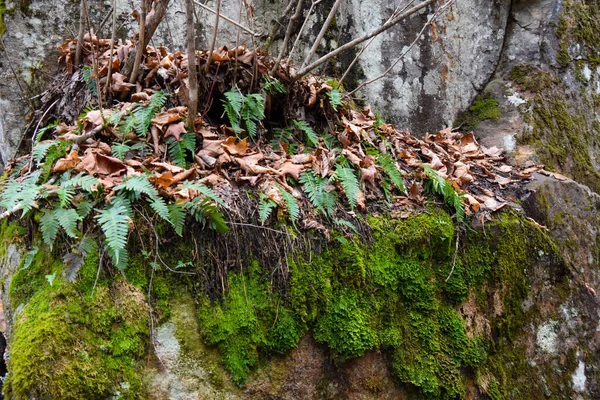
[333,218,358,233]
[334,167,360,210]
[132,91,167,136]
[167,132,196,168]
[34,121,59,143]
[32,141,59,166]
[40,210,60,249]
[223,89,265,139]
[327,89,343,111]
[21,246,39,270]
[0,171,43,216]
[423,165,465,223]
[181,181,226,207]
[263,77,287,94]
[114,175,171,224]
[63,173,100,193]
[76,201,94,218]
[293,120,318,147]
[95,196,131,268]
[276,184,300,225]
[186,197,229,233]
[82,66,98,96]
[168,202,186,237]
[299,170,337,217]
[112,142,131,160]
[376,152,406,193]
[258,194,277,225]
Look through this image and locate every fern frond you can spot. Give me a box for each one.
[54,208,80,238]
[115,175,171,223]
[0,171,43,216]
[95,196,131,267]
[299,170,337,217]
[423,165,465,223]
[327,89,343,111]
[333,218,358,233]
[63,174,100,193]
[34,121,59,143]
[21,246,39,270]
[57,186,75,208]
[293,120,318,147]
[276,184,300,225]
[186,197,229,232]
[181,181,226,207]
[78,236,98,256]
[376,153,406,192]
[82,66,98,96]
[168,202,186,237]
[40,210,60,249]
[335,167,360,209]
[76,201,94,218]
[131,91,167,137]
[32,141,58,166]
[181,132,197,153]
[112,142,131,160]
[258,194,277,225]
[263,77,287,94]
[167,137,187,168]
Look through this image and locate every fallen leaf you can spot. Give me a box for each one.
[222,136,247,155]
[164,122,187,141]
[53,150,80,172]
[77,151,126,176]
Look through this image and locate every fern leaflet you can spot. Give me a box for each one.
[327,89,343,111]
[335,167,360,209]
[114,175,171,224]
[95,196,131,267]
[0,171,43,216]
[376,153,406,192]
[423,165,465,223]
[276,184,300,225]
[112,142,131,160]
[40,210,60,249]
[299,170,337,217]
[258,194,277,225]
[293,120,318,147]
[168,202,186,237]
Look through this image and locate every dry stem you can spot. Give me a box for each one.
[294,0,436,79]
[186,0,198,130]
[130,0,147,84]
[300,0,343,69]
[270,0,305,74]
[193,0,259,37]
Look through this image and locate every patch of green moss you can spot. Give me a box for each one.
[556,1,600,68]
[509,64,557,92]
[458,95,502,131]
[198,260,304,385]
[4,266,149,399]
[519,90,600,192]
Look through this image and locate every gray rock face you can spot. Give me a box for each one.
[0,0,513,168]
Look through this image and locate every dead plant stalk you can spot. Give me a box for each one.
[130,0,147,84]
[186,0,198,130]
[294,0,436,79]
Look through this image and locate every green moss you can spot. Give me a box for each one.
[556,1,600,68]
[5,276,149,399]
[509,64,557,92]
[198,260,304,385]
[519,90,600,192]
[458,95,502,131]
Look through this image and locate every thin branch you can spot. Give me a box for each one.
[265,0,298,49]
[348,0,454,96]
[27,99,59,173]
[205,0,222,73]
[233,0,245,82]
[338,2,410,87]
[270,0,305,74]
[288,0,323,61]
[75,0,86,66]
[104,0,118,96]
[143,0,171,49]
[301,0,343,69]
[130,0,147,84]
[445,228,460,282]
[95,5,114,37]
[193,0,260,37]
[227,221,294,236]
[186,0,198,130]
[294,0,436,79]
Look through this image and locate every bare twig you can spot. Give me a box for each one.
[270,0,305,74]
[338,2,408,87]
[294,0,436,79]
[104,0,118,96]
[205,0,222,73]
[90,247,106,299]
[27,99,59,172]
[265,0,297,49]
[95,5,114,37]
[233,0,245,82]
[288,0,323,61]
[143,0,171,49]
[130,0,147,84]
[227,221,294,236]
[445,228,460,282]
[301,0,343,69]
[75,0,87,66]
[348,0,454,96]
[193,0,260,37]
[186,0,198,130]
[271,0,304,75]
[83,0,105,114]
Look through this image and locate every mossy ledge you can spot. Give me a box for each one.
[1,209,570,399]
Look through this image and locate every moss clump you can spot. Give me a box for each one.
[458,95,502,131]
[509,64,557,93]
[198,260,303,385]
[4,243,149,399]
[556,1,600,68]
[519,90,600,192]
